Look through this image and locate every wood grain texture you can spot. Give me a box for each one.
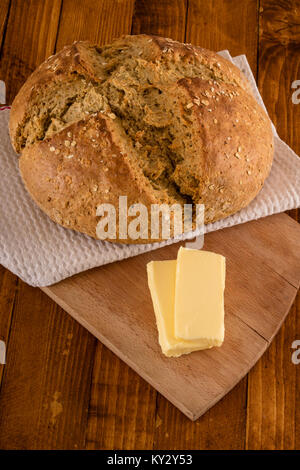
[0,0,97,450]
[0,281,97,449]
[131,0,249,448]
[91,0,190,446]
[43,213,300,422]
[246,0,300,450]
[156,0,259,447]
[85,345,157,450]
[246,293,300,449]
[0,267,17,388]
[132,0,187,41]
[56,0,135,49]
[227,213,300,288]
[0,0,62,103]
[83,0,190,449]
[154,379,248,450]
[53,0,160,450]
[0,0,10,56]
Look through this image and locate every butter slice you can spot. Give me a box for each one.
[174,247,225,344]
[147,260,222,357]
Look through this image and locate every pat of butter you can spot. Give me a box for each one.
[175,247,225,343]
[147,250,225,357]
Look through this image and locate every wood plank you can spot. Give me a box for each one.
[56,0,135,49]
[257,0,300,151]
[56,0,157,450]
[92,0,186,444]
[0,0,17,432]
[246,293,300,449]
[0,0,298,449]
[132,0,249,446]
[42,214,300,421]
[0,0,98,450]
[0,0,62,103]
[204,216,299,342]
[222,213,300,288]
[246,0,300,449]
[0,266,17,388]
[44,267,269,422]
[131,0,187,41]
[154,378,248,449]
[0,282,96,449]
[186,0,259,75]
[154,0,259,447]
[79,0,189,449]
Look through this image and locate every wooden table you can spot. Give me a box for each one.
[0,0,299,450]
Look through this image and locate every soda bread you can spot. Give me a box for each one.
[9,34,274,243]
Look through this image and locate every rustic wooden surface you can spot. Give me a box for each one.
[0,0,299,449]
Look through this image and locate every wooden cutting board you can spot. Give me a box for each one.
[42,213,300,420]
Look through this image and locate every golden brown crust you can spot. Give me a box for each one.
[10,34,274,243]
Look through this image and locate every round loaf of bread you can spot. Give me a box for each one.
[9,34,274,243]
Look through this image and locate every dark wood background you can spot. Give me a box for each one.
[0,0,299,450]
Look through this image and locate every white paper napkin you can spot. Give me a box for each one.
[0,81,5,103]
[0,52,299,287]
